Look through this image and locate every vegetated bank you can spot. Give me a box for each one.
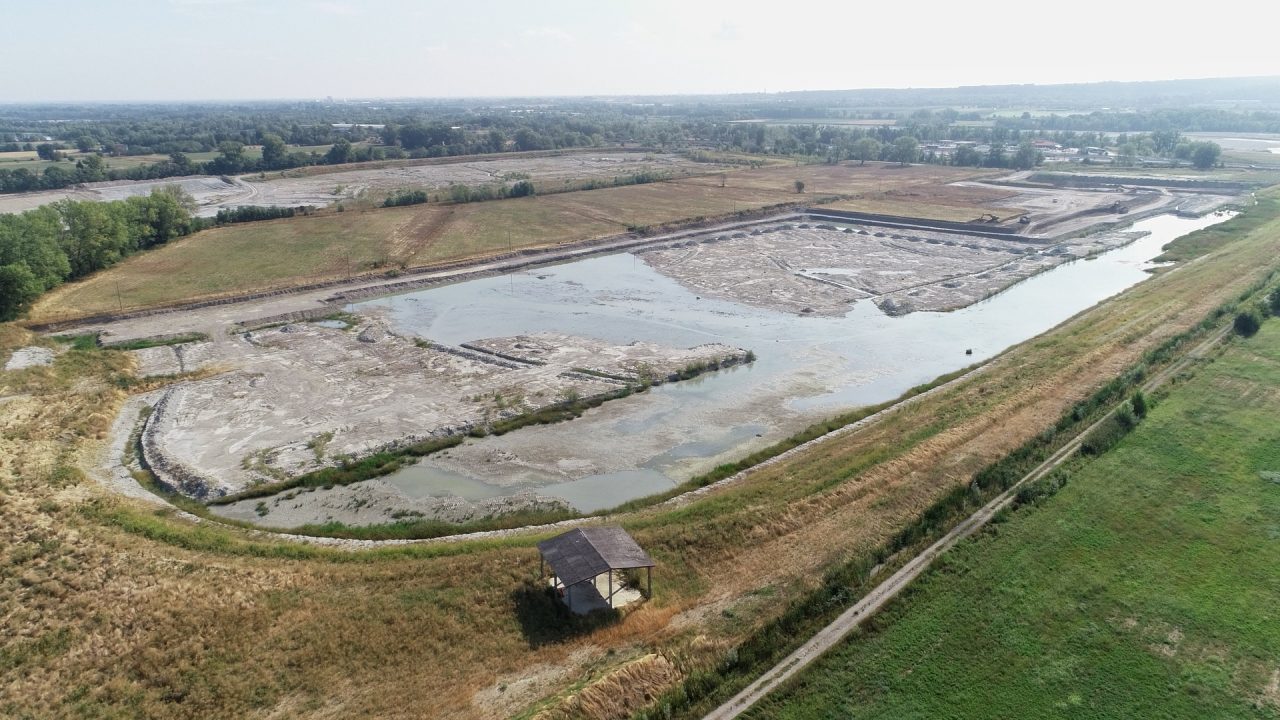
[629,261,1280,720]
[739,302,1280,720]
[3,191,1279,718]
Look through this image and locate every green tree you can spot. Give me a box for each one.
[168,152,194,174]
[487,129,506,153]
[989,144,1012,168]
[513,129,549,151]
[794,180,805,194]
[52,200,133,278]
[1191,141,1221,170]
[74,153,108,183]
[35,143,63,161]
[507,180,536,198]
[0,263,42,320]
[953,145,981,166]
[260,134,288,169]
[1234,309,1261,337]
[1012,142,1043,170]
[1269,288,1280,317]
[75,136,97,153]
[325,138,353,165]
[851,137,881,165]
[0,208,69,291]
[893,136,918,166]
[207,141,247,174]
[1151,130,1181,155]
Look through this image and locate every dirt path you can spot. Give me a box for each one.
[388,206,457,263]
[703,324,1230,720]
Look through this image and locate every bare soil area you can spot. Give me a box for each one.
[136,319,748,508]
[3,346,57,371]
[641,219,1147,317]
[0,176,249,216]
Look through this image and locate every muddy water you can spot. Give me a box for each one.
[362,212,1232,512]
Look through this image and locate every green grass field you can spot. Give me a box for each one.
[30,209,412,318]
[747,322,1280,719]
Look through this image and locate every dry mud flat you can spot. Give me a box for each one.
[0,176,248,217]
[640,220,1148,317]
[3,346,56,371]
[135,319,748,516]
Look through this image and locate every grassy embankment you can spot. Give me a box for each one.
[2,189,1278,718]
[28,163,996,321]
[744,315,1280,720]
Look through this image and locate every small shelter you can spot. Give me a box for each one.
[537,526,654,615]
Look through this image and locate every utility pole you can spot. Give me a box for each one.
[115,281,123,313]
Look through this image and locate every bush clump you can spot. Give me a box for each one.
[1233,309,1262,337]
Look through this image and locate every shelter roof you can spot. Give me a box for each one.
[537,527,655,587]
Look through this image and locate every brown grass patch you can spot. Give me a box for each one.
[3,192,1278,718]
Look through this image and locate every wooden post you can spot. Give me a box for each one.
[607,571,614,608]
[647,567,652,599]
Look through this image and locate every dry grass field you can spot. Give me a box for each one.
[28,163,999,321]
[3,192,1277,718]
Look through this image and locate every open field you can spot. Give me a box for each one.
[1042,160,1280,184]
[28,163,1000,321]
[0,150,719,218]
[29,207,413,320]
[2,188,1277,718]
[745,321,1280,720]
[238,151,721,209]
[0,151,158,174]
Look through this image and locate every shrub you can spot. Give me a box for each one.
[1131,390,1148,419]
[382,189,428,207]
[1081,408,1138,456]
[1233,309,1262,337]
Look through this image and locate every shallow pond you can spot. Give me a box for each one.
[362,213,1231,512]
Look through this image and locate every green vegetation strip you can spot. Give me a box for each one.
[638,269,1280,719]
[1154,194,1277,263]
[105,332,209,350]
[742,313,1280,720]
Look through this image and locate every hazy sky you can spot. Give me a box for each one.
[4,0,1280,102]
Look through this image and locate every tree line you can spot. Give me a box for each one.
[0,188,200,320]
[5,96,1251,196]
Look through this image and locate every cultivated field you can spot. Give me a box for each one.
[3,190,1277,718]
[746,321,1280,719]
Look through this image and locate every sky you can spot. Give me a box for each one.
[3,0,1280,102]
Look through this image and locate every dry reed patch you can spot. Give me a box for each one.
[533,653,683,720]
